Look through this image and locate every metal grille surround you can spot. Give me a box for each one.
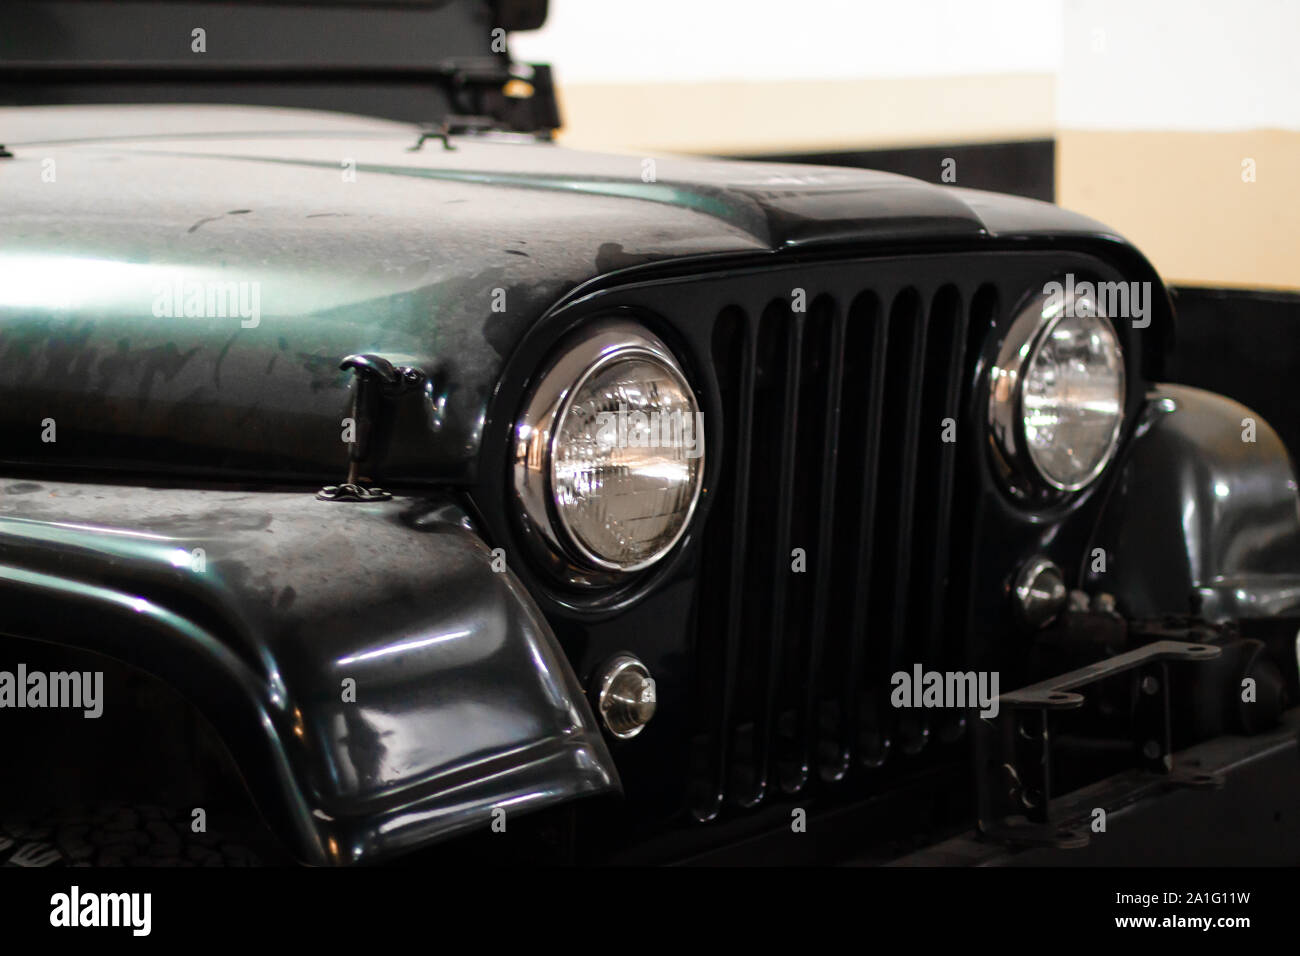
[487,248,1137,833]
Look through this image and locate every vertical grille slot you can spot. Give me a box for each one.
[690,306,752,821]
[869,288,928,756]
[945,284,1000,677]
[792,296,844,792]
[731,300,799,806]
[910,286,968,704]
[835,291,888,773]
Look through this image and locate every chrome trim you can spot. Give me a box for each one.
[1013,556,1067,628]
[593,654,657,739]
[512,319,704,577]
[1196,575,1300,621]
[988,285,1126,498]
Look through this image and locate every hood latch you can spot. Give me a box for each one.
[317,353,427,502]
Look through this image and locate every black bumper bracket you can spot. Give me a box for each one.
[975,640,1222,849]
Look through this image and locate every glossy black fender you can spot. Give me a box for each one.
[0,480,618,864]
[1086,384,1300,620]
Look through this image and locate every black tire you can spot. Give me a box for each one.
[0,805,265,867]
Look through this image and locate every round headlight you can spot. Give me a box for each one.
[514,321,704,576]
[990,284,1126,495]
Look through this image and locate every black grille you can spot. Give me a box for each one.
[689,281,995,819]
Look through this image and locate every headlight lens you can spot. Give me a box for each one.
[515,321,705,576]
[1021,310,1125,489]
[553,355,703,569]
[989,284,1126,495]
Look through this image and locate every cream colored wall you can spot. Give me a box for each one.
[1057,130,1300,291]
[551,74,1056,154]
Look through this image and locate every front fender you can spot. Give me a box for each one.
[1086,384,1300,620]
[0,480,619,864]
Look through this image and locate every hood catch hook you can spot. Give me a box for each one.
[317,353,427,502]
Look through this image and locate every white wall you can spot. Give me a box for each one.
[512,0,1063,83]
[1059,0,1300,131]
[515,0,1300,131]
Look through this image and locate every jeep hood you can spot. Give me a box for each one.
[0,105,1122,485]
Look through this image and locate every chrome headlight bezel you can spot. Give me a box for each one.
[989,284,1127,498]
[513,319,705,581]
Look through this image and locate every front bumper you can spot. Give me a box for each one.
[895,708,1300,866]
